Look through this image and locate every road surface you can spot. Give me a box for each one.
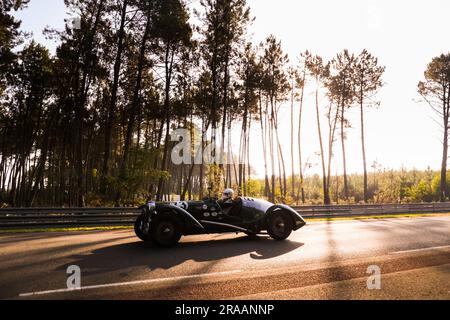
[1,216,449,300]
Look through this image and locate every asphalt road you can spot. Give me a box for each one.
[1,216,449,300]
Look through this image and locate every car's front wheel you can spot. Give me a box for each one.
[134,215,151,242]
[267,211,293,240]
[150,214,182,248]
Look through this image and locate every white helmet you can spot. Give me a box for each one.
[222,188,234,201]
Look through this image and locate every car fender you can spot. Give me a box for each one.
[266,204,306,231]
[154,204,204,230]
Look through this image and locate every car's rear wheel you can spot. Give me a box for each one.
[134,215,151,242]
[267,211,293,240]
[150,214,182,248]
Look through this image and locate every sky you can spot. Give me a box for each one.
[13,0,450,178]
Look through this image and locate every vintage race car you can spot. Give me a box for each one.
[134,197,306,247]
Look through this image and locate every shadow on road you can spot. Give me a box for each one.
[61,236,304,275]
[324,218,351,299]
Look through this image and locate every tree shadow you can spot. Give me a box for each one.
[58,235,304,275]
[324,218,353,299]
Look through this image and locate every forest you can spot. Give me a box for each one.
[1,0,450,207]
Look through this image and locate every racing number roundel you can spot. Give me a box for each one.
[173,201,189,210]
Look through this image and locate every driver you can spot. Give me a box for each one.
[221,188,234,204]
[219,188,242,218]
[218,188,234,211]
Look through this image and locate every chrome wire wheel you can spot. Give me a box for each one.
[134,215,151,242]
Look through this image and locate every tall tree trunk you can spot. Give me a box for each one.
[341,104,349,201]
[274,115,287,200]
[209,47,219,189]
[226,117,232,188]
[103,0,128,181]
[221,58,230,186]
[239,98,249,194]
[327,104,339,196]
[269,99,276,203]
[297,72,306,204]
[360,93,369,203]
[246,113,251,196]
[199,125,205,199]
[441,116,449,202]
[149,120,165,196]
[290,80,295,199]
[259,94,270,198]
[28,114,54,206]
[315,83,330,205]
[75,0,105,207]
[156,41,175,201]
[116,11,151,204]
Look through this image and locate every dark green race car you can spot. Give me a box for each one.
[135,197,306,247]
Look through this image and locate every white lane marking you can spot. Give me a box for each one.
[391,245,450,255]
[19,269,242,297]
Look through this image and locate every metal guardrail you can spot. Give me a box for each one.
[0,203,449,229]
[0,207,141,229]
[292,203,450,216]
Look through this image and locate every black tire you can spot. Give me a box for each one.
[245,232,259,239]
[267,211,293,241]
[150,213,182,248]
[134,215,151,242]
